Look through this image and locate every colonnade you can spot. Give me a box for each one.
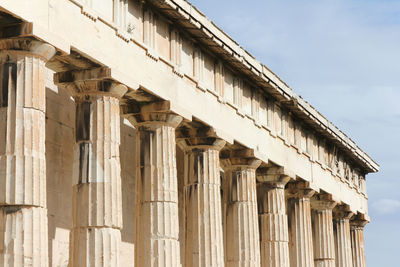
[0,40,368,267]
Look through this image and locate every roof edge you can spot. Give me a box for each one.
[157,0,379,173]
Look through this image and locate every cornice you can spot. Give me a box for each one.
[149,0,379,174]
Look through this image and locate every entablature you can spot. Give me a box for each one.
[144,0,379,174]
[55,0,378,176]
[0,0,376,214]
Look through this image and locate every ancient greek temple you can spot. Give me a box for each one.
[0,0,379,266]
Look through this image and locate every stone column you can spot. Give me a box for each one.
[311,194,337,267]
[54,68,127,266]
[126,101,183,267]
[177,127,226,267]
[333,207,353,267]
[287,182,315,267]
[257,167,291,267]
[0,39,55,267]
[350,217,367,267]
[221,149,261,267]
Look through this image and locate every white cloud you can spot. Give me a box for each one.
[372,199,400,215]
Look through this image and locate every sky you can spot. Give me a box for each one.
[189,0,400,265]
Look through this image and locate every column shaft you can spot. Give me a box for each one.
[0,41,55,267]
[259,184,290,267]
[225,166,260,267]
[288,195,314,267]
[184,148,224,267]
[334,217,353,267]
[135,123,181,267]
[70,95,123,266]
[312,199,337,267]
[351,224,366,267]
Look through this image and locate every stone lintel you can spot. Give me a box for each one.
[0,22,33,39]
[54,67,128,98]
[123,100,183,128]
[220,148,262,170]
[54,67,113,83]
[176,126,226,151]
[311,193,338,211]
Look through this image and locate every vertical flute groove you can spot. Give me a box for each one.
[184,148,224,267]
[70,96,122,267]
[0,43,55,267]
[351,224,366,267]
[288,196,314,267]
[259,184,290,267]
[334,216,353,267]
[225,167,260,267]
[311,199,336,267]
[136,124,181,267]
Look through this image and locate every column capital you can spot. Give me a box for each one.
[257,166,293,188]
[311,193,338,211]
[54,67,128,98]
[220,148,261,170]
[0,38,56,61]
[123,100,183,128]
[286,181,316,199]
[176,126,226,151]
[333,205,354,220]
[350,214,369,228]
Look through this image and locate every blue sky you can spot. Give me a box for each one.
[189,0,400,265]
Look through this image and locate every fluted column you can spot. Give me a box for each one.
[70,95,124,266]
[257,167,291,267]
[0,39,55,267]
[54,68,127,266]
[350,217,367,267]
[221,149,261,267]
[333,207,353,267]
[177,127,226,267]
[126,101,183,267]
[287,182,315,267]
[311,194,337,267]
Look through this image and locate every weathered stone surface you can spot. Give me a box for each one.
[287,183,315,267]
[0,207,49,267]
[127,103,183,267]
[333,207,353,267]
[222,150,261,267]
[69,227,121,267]
[0,39,55,267]
[178,129,225,267]
[0,1,380,266]
[311,195,337,267]
[45,68,75,267]
[69,94,124,266]
[257,168,290,267]
[350,218,367,267]
[119,118,137,267]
